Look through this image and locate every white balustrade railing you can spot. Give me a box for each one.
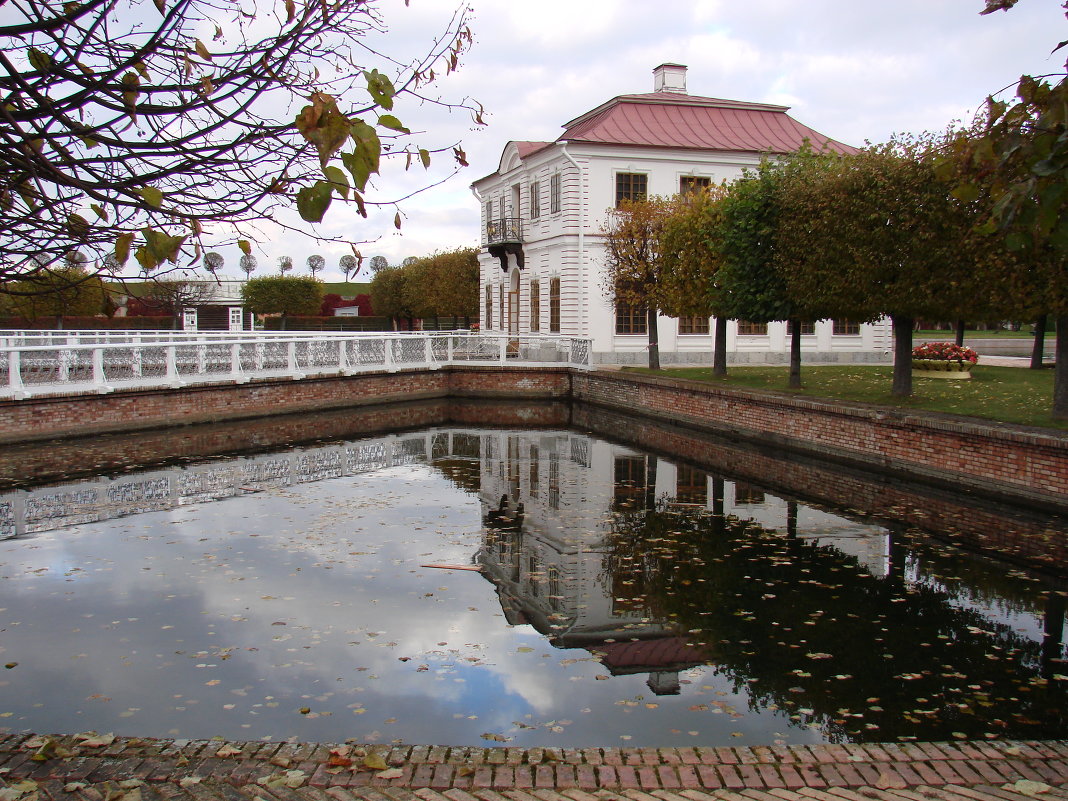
[0,331,592,400]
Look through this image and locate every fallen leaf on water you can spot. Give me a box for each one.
[362,753,388,771]
[0,780,38,801]
[74,731,116,748]
[1007,780,1051,796]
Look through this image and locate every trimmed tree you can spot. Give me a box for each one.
[369,266,413,330]
[778,135,1001,397]
[241,276,323,330]
[601,197,676,370]
[658,187,733,376]
[719,152,842,389]
[4,267,108,326]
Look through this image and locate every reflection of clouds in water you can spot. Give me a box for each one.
[0,429,1060,747]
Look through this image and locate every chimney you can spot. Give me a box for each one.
[652,63,687,94]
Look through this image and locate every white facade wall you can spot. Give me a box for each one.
[473,143,892,364]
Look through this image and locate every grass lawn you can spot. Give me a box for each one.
[625,364,1067,430]
[914,328,1040,339]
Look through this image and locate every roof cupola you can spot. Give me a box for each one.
[652,63,687,94]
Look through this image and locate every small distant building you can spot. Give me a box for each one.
[471,64,892,364]
[119,277,251,331]
[179,280,251,331]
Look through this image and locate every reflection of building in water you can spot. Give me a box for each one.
[473,430,892,693]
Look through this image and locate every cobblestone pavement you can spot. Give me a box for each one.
[0,736,1065,801]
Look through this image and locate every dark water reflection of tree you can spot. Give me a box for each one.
[603,496,1068,743]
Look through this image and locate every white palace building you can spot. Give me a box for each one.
[471,64,892,365]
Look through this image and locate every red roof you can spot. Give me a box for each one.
[515,141,554,159]
[558,92,856,155]
[591,636,707,673]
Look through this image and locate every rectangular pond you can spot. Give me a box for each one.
[0,407,1065,748]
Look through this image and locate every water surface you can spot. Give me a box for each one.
[0,425,1064,746]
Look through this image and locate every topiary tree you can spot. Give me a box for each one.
[307,254,325,278]
[718,154,829,389]
[659,186,732,376]
[778,134,1007,397]
[241,276,324,330]
[339,254,359,282]
[240,254,258,279]
[203,252,225,275]
[278,256,293,276]
[5,267,108,327]
[601,197,678,369]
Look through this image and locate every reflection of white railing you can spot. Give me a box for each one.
[0,331,592,400]
[0,428,487,539]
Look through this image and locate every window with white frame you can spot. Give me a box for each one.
[529,180,540,219]
[485,285,493,329]
[550,172,561,214]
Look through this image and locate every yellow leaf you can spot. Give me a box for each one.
[362,753,388,771]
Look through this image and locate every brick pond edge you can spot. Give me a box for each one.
[0,734,1065,795]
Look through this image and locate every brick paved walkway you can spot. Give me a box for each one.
[0,736,1065,801]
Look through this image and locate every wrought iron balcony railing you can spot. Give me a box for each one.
[486,217,523,245]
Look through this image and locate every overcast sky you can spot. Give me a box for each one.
[211,0,1067,283]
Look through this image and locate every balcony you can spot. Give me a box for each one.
[486,217,524,271]
[486,217,523,245]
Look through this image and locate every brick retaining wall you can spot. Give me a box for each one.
[3,366,1066,514]
[572,370,1068,512]
[0,368,572,446]
[0,399,573,488]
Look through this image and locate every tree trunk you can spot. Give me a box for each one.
[712,316,727,377]
[711,476,725,537]
[891,314,914,398]
[954,319,965,347]
[646,306,660,370]
[1032,314,1048,369]
[788,319,802,389]
[280,313,287,331]
[1054,316,1068,421]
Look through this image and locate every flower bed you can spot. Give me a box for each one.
[909,343,978,371]
[912,342,978,378]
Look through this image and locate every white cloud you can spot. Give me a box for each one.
[173,0,1066,280]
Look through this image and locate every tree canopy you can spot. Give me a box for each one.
[403,247,479,322]
[659,187,731,374]
[1,267,108,321]
[1,0,482,283]
[601,197,678,369]
[240,275,323,327]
